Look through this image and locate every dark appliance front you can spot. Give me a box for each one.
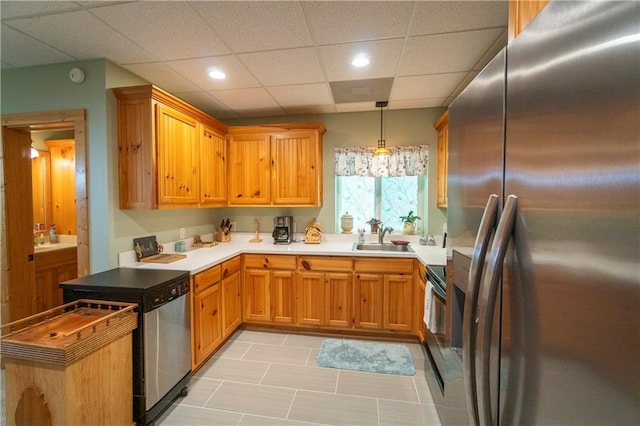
[61,268,192,425]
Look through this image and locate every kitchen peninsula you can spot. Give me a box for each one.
[118,233,446,371]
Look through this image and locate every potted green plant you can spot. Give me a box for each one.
[399,210,421,235]
[366,218,382,234]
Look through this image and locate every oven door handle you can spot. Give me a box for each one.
[477,195,518,426]
[463,194,500,426]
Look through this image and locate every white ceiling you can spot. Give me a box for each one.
[1,1,508,119]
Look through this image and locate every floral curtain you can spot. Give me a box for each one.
[334,145,429,177]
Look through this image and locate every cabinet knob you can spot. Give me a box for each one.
[301,260,310,270]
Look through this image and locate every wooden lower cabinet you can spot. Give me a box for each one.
[34,247,77,314]
[297,256,353,328]
[243,255,296,324]
[297,271,353,328]
[354,273,384,329]
[221,256,242,338]
[384,274,414,331]
[192,265,222,369]
[354,258,414,332]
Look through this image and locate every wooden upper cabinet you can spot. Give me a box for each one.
[156,103,199,206]
[271,131,321,205]
[227,123,325,207]
[200,126,227,206]
[508,0,550,41]
[434,110,448,208]
[113,85,228,209]
[45,139,76,235]
[227,132,271,205]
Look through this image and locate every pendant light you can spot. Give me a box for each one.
[373,100,390,158]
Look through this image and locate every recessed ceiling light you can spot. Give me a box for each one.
[352,55,370,68]
[208,69,226,80]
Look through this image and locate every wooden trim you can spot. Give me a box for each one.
[2,109,90,321]
[228,122,326,135]
[112,85,228,134]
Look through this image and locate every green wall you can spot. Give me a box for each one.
[2,60,447,272]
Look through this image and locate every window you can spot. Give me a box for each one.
[336,175,427,233]
[334,145,429,234]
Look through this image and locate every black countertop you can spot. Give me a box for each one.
[60,268,190,294]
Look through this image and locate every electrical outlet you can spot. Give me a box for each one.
[179,227,185,239]
[230,222,237,232]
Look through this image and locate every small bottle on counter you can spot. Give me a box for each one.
[49,224,58,244]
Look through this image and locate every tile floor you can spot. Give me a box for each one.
[157,330,443,426]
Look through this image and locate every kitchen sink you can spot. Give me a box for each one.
[352,243,415,253]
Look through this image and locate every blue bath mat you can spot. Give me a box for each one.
[317,338,415,376]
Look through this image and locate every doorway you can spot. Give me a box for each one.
[1,109,89,322]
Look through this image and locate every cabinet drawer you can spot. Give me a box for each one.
[193,264,221,294]
[221,256,241,278]
[298,256,353,272]
[354,258,414,274]
[244,254,296,270]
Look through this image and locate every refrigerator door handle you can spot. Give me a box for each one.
[463,194,500,426]
[477,195,518,426]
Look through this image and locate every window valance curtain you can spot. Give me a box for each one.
[334,145,429,177]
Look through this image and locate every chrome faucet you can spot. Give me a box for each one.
[378,226,393,244]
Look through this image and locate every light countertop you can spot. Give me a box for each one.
[119,233,447,275]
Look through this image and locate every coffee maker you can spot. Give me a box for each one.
[272,216,293,244]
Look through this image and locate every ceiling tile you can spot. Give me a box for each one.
[0,24,75,67]
[166,55,259,91]
[190,1,312,53]
[319,38,405,81]
[335,101,380,113]
[392,73,468,100]
[410,1,508,35]
[303,1,414,44]
[174,91,240,120]
[0,1,80,20]
[90,2,230,60]
[399,28,505,75]
[330,78,394,104]
[8,10,154,63]
[121,62,201,93]
[239,48,324,86]
[209,87,281,113]
[268,83,333,107]
[283,104,337,115]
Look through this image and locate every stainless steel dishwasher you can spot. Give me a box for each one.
[61,268,192,425]
[144,283,191,411]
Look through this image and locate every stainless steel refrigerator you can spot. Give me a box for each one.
[447,1,639,425]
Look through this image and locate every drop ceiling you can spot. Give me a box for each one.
[1,1,508,119]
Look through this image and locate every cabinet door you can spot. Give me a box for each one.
[508,0,550,41]
[297,272,326,326]
[326,272,353,328]
[271,270,295,324]
[228,133,270,205]
[384,274,414,331]
[435,111,448,208]
[222,270,241,337]
[156,103,199,206]
[45,139,76,235]
[270,131,321,206]
[200,126,227,206]
[354,273,384,329]
[193,283,222,366]
[244,269,270,322]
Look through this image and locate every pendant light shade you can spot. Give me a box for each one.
[373,101,390,158]
[30,147,39,158]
